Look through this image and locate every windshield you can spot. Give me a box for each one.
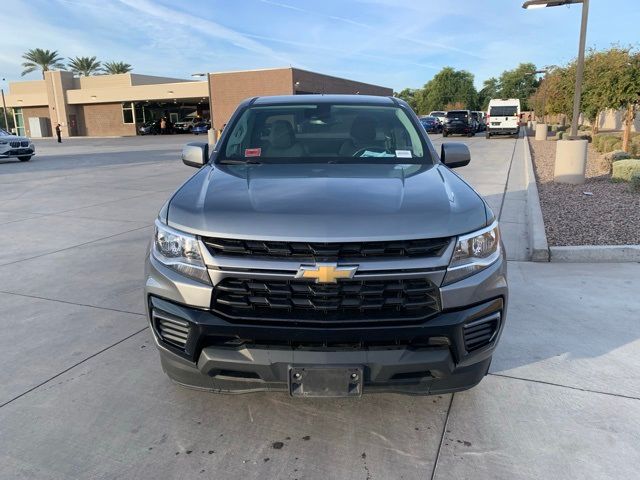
[447,111,468,118]
[430,111,445,117]
[490,106,518,116]
[220,103,428,164]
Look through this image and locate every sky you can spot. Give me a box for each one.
[1,0,638,92]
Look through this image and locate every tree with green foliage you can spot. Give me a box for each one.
[530,65,574,123]
[581,47,639,152]
[394,88,420,112]
[418,67,478,114]
[478,77,499,111]
[21,48,66,78]
[103,61,133,74]
[67,56,102,76]
[496,63,539,111]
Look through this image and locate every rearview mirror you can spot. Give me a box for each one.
[182,142,209,168]
[441,143,470,168]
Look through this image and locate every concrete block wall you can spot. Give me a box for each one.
[79,103,136,137]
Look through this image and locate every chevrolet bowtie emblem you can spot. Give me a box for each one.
[295,263,358,283]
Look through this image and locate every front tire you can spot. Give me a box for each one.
[486,132,491,139]
[442,131,448,138]
[18,156,32,162]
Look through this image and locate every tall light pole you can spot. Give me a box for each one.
[191,72,216,148]
[522,0,589,138]
[1,78,9,132]
[523,0,590,184]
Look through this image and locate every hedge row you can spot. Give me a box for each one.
[612,159,640,183]
[592,132,640,156]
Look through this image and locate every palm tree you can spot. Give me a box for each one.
[67,56,102,77]
[102,61,133,74]
[21,48,66,78]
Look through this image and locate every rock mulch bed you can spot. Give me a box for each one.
[528,137,640,246]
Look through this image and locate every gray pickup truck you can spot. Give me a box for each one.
[144,95,508,397]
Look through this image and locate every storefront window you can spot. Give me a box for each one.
[134,103,145,124]
[13,108,25,136]
[122,102,134,124]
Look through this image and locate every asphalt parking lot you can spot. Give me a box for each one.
[1,134,639,479]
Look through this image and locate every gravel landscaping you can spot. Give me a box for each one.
[529,136,640,246]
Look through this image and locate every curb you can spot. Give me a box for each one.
[550,245,640,263]
[523,131,550,262]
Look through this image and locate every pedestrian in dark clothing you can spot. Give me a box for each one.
[55,124,62,143]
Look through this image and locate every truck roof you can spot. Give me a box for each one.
[488,98,521,105]
[251,94,396,106]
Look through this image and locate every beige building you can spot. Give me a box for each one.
[5,67,392,138]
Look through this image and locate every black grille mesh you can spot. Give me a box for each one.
[212,278,441,326]
[203,237,450,260]
[463,314,500,352]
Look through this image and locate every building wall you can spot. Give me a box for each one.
[592,108,639,133]
[210,68,294,129]
[78,103,136,136]
[292,69,393,97]
[22,106,52,137]
[209,68,394,129]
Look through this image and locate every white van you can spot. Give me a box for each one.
[486,99,521,138]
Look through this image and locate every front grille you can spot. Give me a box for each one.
[9,141,20,148]
[202,237,450,260]
[153,310,190,349]
[212,278,441,326]
[463,313,500,352]
[21,141,29,147]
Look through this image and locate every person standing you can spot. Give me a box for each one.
[55,124,62,143]
[160,117,167,135]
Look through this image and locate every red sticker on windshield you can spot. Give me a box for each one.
[245,148,262,157]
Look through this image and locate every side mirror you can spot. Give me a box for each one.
[182,142,209,168]
[441,143,470,168]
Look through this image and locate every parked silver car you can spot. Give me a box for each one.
[0,128,35,162]
[144,95,508,397]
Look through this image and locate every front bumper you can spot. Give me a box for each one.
[144,252,508,395]
[0,147,34,158]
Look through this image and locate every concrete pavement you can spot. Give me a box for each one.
[0,135,638,479]
[431,133,530,261]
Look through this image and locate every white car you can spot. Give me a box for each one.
[429,110,447,126]
[174,117,201,133]
[0,128,35,162]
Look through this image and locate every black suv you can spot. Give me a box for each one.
[443,110,475,137]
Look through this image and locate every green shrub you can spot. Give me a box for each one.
[612,159,640,182]
[592,134,603,149]
[630,143,640,158]
[595,134,617,152]
[551,125,558,132]
[630,173,640,193]
[603,137,622,153]
[557,131,565,140]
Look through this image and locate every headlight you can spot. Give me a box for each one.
[152,220,210,284]
[443,222,501,285]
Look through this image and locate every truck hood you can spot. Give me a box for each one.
[167,163,488,241]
